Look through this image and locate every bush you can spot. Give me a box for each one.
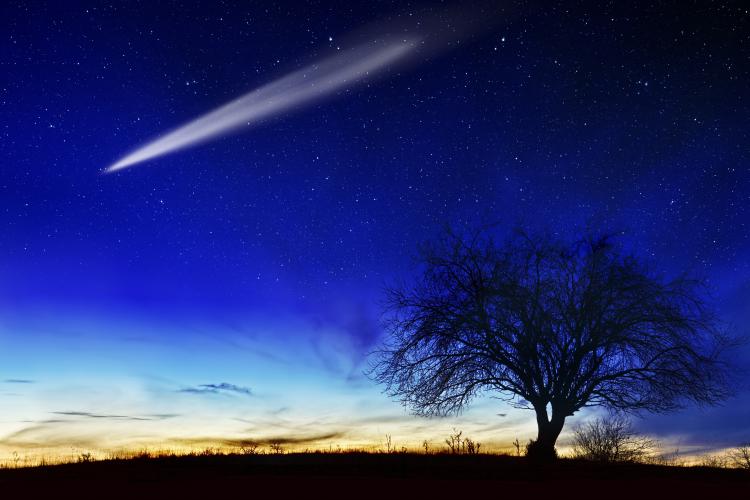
[525,439,557,463]
[444,428,482,455]
[730,444,750,469]
[269,442,284,454]
[697,454,728,468]
[572,415,654,463]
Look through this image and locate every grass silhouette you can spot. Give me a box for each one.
[0,450,747,497]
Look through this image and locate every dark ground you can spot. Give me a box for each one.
[0,453,747,498]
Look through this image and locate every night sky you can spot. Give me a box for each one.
[1,1,748,460]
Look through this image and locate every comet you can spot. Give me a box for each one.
[105,4,497,173]
[105,37,419,172]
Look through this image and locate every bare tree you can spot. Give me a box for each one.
[730,444,750,470]
[572,414,654,462]
[369,225,736,461]
[445,428,462,454]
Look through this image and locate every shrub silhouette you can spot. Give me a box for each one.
[572,414,654,463]
[444,428,481,454]
[526,439,557,461]
[731,444,750,470]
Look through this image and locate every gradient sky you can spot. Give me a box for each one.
[1,1,748,462]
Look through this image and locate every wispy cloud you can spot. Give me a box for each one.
[0,422,103,449]
[178,382,253,397]
[51,411,177,421]
[633,392,750,451]
[3,379,35,384]
[172,431,345,448]
[148,413,180,420]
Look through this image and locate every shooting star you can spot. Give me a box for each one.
[105,37,419,172]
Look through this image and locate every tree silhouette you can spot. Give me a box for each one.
[571,414,654,463]
[370,226,735,461]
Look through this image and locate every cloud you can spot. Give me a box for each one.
[51,411,177,421]
[148,413,180,420]
[632,391,750,451]
[178,382,253,397]
[226,432,345,447]
[0,413,182,450]
[171,431,345,449]
[3,379,35,384]
[0,422,103,449]
[303,298,385,381]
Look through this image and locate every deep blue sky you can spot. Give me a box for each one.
[0,1,748,458]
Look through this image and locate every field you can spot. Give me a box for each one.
[1,453,747,497]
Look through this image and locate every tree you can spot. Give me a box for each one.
[730,444,750,470]
[572,414,654,463]
[369,225,735,462]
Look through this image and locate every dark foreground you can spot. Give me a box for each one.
[1,453,747,498]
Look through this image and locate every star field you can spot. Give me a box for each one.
[0,1,748,454]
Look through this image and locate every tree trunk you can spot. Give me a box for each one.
[528,404,566,462]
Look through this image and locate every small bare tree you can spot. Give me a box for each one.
[445,428,462,454]
[513,438,522,457]
[384,434,393,453]
[464,437,481,454]
[697,454,728,468]
[443,428,481,454]
[572,414,654,462]
[268,441,284,454]
[238,441,260,455]
[730,444,750,470]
